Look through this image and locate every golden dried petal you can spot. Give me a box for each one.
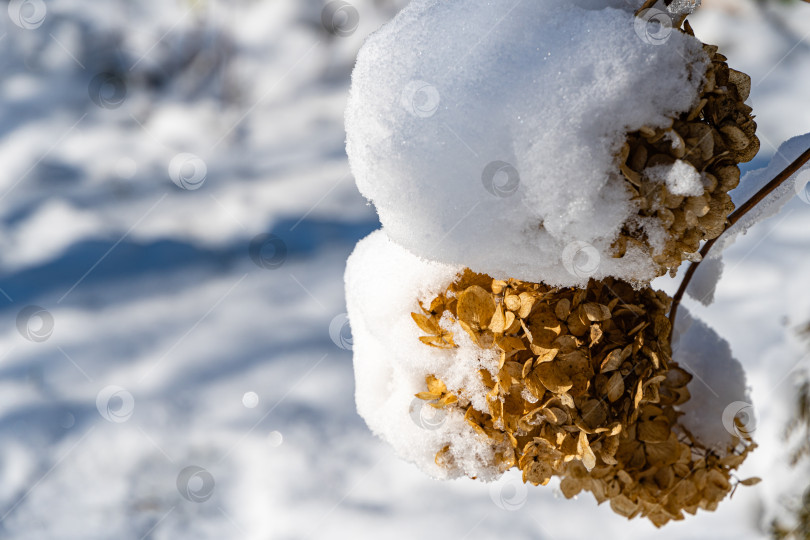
[542,407,569,425]
[489,305,506,334]
[524,371,546,400]
[601,349,623,373]
[557,351,592,379]
[580,399,608,429]
[454,269,496,292]
[504,360,524,381]
[599,435,620,462]
[634,379,644,409]
[555,298,571,321]
[583,302,611,322]
[532,362,573,394]
[457,286,496,329]
[560,476,584,499]
[609,494,639,518]
[504,294,521,312]
[606,371,625,403]
[503,311,517,332]
[496,335,527,354]
[479,368,495,388]
[518,292,536,319]
[719,124,750,151]
[552,334,579,353]
[578,432,596,471]
[566,311,589,338]
[728,68,751,101]
[411,312,440,335]
[655,465,675,490]
[428,295,445,315]
[590,324,603,346]
[532,346,559,365]
[666,366,693,388]
[571,289,587,308]
[476,329,496,349]
[530,309,563,346]
[717,453,746,467]
[559,392,575,409]
[458,319,477,342]
[738,477,761,486]
[649,350,660,370]
[645,439,680,468]
[523,460,553,486]
[521,357,533,379]
[426,375,447,394]
[569,372,591,397]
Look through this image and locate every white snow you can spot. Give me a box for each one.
[672,308,751,451]
[686,254,724,306]
[346,230,508,480]
[0,0,809,538]
[667,0,702,16]
[646,160,706,197]
[346,0,709,287]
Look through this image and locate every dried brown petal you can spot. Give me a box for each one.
[584,303,611,322]
[533,362,574,394]
[606,371,625,403]
[419,334,457,349]
[411,312,439,335]
[638,419,670,443]
[601,349,623,373]
[489,305,506,333]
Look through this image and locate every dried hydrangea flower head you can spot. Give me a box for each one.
[414,272,672,479]
[614,22,759,276]
[412,270,756,525]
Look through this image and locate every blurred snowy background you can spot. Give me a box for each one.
[0,0,808,538]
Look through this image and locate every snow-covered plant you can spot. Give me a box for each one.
[344,0,810,528]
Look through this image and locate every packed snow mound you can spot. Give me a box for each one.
[346,0,709,287]
[345,230,507,480]
[346,229,750,479]
[673,308,752,451]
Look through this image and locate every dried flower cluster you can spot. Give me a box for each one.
[408,13,760,530]
[413,270,756,526]
[558,375,758,527]
[615,23,759,275]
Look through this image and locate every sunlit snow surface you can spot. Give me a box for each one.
[0,0,808,538]
[346,0,708,286]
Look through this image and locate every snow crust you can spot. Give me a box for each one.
[673,308,751,451]
[346,0,709,287]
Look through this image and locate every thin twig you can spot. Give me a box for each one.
[636,0,658,16]
[669,146,810,326]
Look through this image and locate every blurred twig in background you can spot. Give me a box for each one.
[770,324,810,539]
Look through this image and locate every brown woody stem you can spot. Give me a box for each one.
[635,0,658,16]
[669,146,810,327]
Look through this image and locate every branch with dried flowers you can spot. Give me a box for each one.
[669,146,810,326]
